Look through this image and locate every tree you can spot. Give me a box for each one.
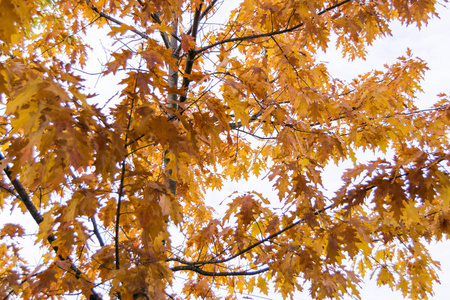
[0,0,449,299]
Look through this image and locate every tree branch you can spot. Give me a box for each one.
[0,154,103,300]
[163,5,205,195]
[232,128,277,140]
[167,204,333,267]
[171,265,269,277]
[168,154,448,268]
[115,91,136,270]
[195,0,353,54]
[91,216,105,247]
[1,154,44,224]
[164,15,180,195]
[229,100,449,134]
[150,12,171,48]
[185,0,218,36]
[178,5,203,103]
[85,0,150,40]
[167,17,179,107]
[0,183,20,199]
[270,35,309,88]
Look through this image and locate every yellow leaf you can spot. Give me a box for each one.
[377,266,394,287]
[257,276,269,295]
[0,0,19,44]
[6,77,43,115]
[159,194,171,216]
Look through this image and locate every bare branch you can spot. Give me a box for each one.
[0,183,20,199]
[115,91,136,270]
[150,12,171,48]
[91,216,105,247]
[171,265,269,276]
[185,0,218,36]
[85,0,150,40]
[1,153,44,224]
[178,5,203,103]
[195,0,353,54]
[167,204,333,267]
[0,154,103,300]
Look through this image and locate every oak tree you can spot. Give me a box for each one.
[1,0,449,299]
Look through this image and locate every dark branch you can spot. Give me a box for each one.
[195,0,353,54]
[1,154,44,224]
[0,153,103,300]
[91,216,105,247]
[85,0,150,40]
[0,183,20,199]
[270,35,309,87]
[185,0,218,36]
[150,12,171,48]
[232,128,277,140]
[179,5,203,103]
[167,204,333,266]
[115,90,136,270]
[171,265,269,277]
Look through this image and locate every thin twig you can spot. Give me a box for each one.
[0,183,20,199]
[114,86,136,270]
[167,204,333,267]
[270,35,309,88]
[86,0,150,40]
[171,265,270,276]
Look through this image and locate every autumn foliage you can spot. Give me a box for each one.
[1,0,450,299]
